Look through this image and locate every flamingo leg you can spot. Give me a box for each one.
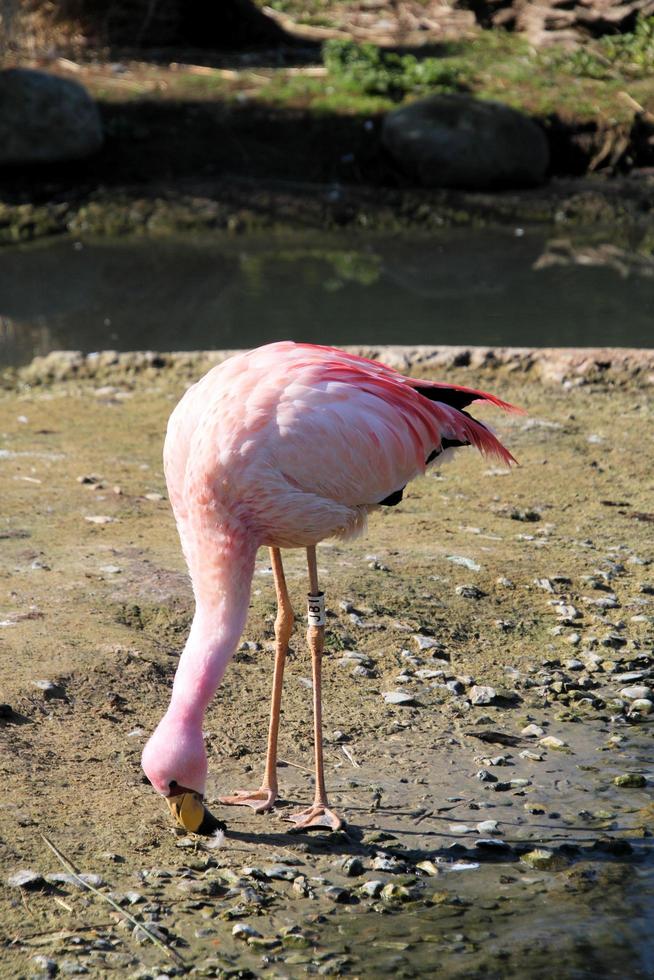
[219,547,293,813]
[287,546,344,832]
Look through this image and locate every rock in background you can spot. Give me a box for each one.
[0,68,103,165]
[459,0,654,46]
[383,93,550,188]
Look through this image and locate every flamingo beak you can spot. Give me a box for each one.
[166,788,225,835]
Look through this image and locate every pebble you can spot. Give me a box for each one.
[469,685,497,706]
[84,515,115,524]
[416,860,440,876]
[617,671,650,683]
[32,956,57,977]
[447,555,480,571]
[456,585,487,600]
[521,848,565,870]
[32,679,67,700]
[628,699,653,715]
[476,820,499,834]
[557,605,581,620]
[614,773,647,788]
[372,855,406,873]
[338,856,364,877]
[324,885,350,903]
[381,882,414,903]
[232,923,262,940]
[619,686,652,701]
[476,769,497,783]
[539,736,568,750]
[413,635,442,652]
[521,723,544,738]
[519,749,544,762]
[359,879,384,897]
[382,690,416,707]
[7,869,44,889]
[263,865,298,881]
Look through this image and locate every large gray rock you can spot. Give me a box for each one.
[0,68,102,165]
[383,94,549,189]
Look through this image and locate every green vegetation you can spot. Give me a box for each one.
[322,39,469,98]
[544,16,654,80]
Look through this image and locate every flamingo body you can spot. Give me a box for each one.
[142,342,517,810]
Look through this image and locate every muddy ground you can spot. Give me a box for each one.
[0,348,653,978]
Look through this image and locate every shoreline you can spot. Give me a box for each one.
[2,171,654,248]
[8,344,654,390]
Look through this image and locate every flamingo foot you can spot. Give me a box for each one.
[218,787,277,813]
[286,804,344,832]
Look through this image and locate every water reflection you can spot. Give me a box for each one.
[1,229,652,367]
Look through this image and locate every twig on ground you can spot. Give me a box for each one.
[40,833,185,967]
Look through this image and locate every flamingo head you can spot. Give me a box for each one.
[141,712,223,835]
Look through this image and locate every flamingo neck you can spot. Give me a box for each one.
[167,526,257,727]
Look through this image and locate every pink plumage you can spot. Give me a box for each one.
[142,342,519,823]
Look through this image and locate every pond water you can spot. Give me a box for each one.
[1,228,652,367]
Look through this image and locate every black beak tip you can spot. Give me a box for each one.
[197,807,227,836]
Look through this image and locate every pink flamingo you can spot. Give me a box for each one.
[141,342,517,833]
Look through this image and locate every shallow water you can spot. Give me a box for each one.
[1,228,653,367]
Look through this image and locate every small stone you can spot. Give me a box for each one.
[614,773,646,788]
[416,860,440,876]
[382,690,417,707]
[620,686,652,701]
[519,750,544,762]
[476,820,499,834]
[521,724,544,738]
[338,856,364,877]
[534,578,555,592]
[557,605,581,620]
[629,699,653,715]
[32,956,57,977]
[566,658,583,670]
[7,869,44,889]
[476,769,497,783]
[381,882,413,903]
[449,823,473,834]
[232,923,262,940]
[359,879,384,897]
[413,635,442,652]
[144,492,164,501]
[324,885,350,903]
[124,890,145,904]
[264,865,297,881]
[456,585,487,600]
[521,849,565,870]
[447,555,480,571]
[32,679,67,700]
[84,515,115,524]
[372,854,406,873]
[539,736,568,751]
[469,685,497,706]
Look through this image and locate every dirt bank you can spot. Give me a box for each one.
[1,348,652,977]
